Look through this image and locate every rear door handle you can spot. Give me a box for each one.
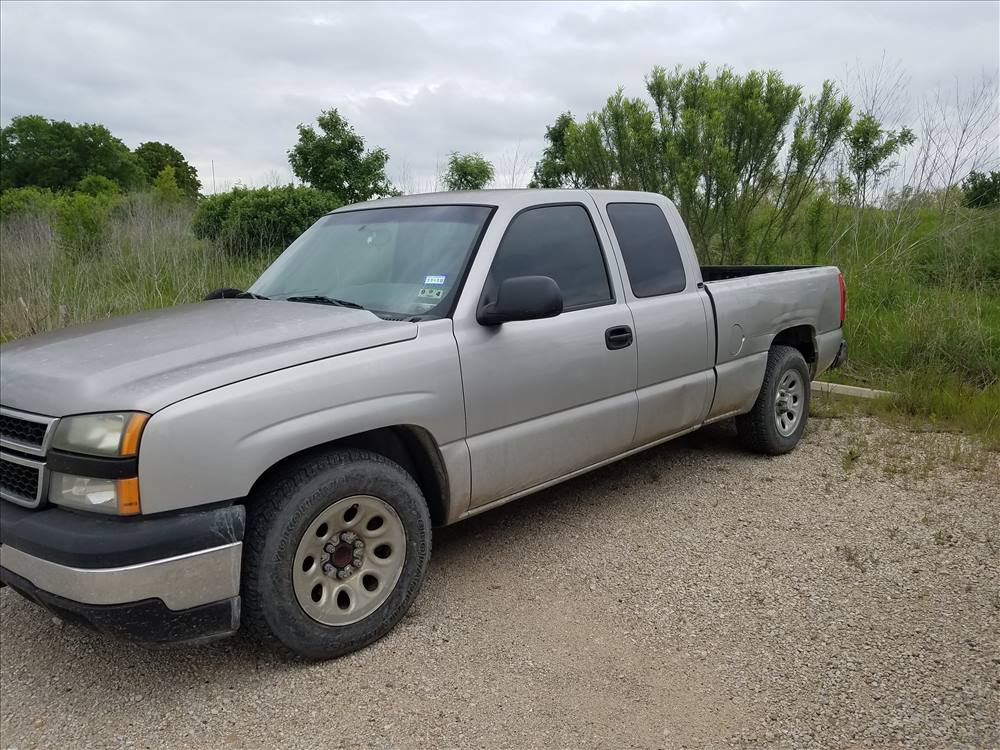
[605,325,633,350]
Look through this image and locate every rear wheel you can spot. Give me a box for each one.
[736,345,811,455]
[242,449,431,659]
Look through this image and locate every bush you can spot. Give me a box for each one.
[76,174,121,197]
[961,170,1000,209]
[152,165,184,205]
[0,186,57,220]
[54,193,114,261]
[192,185,340,256]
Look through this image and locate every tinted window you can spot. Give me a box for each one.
[487,205,612,309]
[607,203,686,297]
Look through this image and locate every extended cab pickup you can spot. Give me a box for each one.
[0,190,847,658]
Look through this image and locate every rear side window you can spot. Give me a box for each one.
[488,204,613,310]
[607,203,686,297]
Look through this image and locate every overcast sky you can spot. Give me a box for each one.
[1,1,997,192]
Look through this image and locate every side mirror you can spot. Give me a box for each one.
[477,275,563,326]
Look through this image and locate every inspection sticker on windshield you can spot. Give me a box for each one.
[424,274,447,285]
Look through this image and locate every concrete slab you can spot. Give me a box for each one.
[812,381,895,399]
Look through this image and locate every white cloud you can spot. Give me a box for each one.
[1,0,997,191]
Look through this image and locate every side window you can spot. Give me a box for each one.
[487,205,613,310]
[607,203,687,297]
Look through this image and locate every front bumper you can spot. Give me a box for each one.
[0,501,244,647]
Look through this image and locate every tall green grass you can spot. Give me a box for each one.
[790,202,1000,446]
[0,195,274,342]
[0,192,997,444]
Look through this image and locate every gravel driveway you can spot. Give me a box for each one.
[2,410,998,749]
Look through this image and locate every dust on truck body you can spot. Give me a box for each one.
[0,189,847,658]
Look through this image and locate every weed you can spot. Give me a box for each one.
[933,529,958,547]
[838,544,875,573]
[842,443,864,472]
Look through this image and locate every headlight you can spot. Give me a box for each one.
[48,474,140,515]
[51,412,149,457]
[48,411,147,515]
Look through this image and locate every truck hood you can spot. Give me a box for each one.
[0,300,417,416]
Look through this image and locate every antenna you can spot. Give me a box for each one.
[211,160,217,194]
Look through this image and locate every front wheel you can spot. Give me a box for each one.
[736,345,811,455]
[242,449,431,659]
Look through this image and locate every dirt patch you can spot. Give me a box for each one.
[2,416,997,749]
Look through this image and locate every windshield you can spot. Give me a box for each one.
[250,205,493,319]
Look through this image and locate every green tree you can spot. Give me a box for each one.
[152,165,184,204]
[546,64,852,263]
[134,141,201,197]
[564,90,663,193]
[442,152,494,191]
[960,170,1000,209]
[528,113,581,188]
[0,115,143,192]
[843,113,916,207]
[287,109,395,204]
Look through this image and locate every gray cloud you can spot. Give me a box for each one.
[1,1,997,191]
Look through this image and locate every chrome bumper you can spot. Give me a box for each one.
[0,541,242,611]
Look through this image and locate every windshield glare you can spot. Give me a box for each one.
[250,205,493,318]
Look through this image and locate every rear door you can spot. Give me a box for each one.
[454,201,639,507]
[595,197,715,446]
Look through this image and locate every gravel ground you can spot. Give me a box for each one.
[2,411,998,749]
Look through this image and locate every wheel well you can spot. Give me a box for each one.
[245,426,450,527]
[772,325,817,369]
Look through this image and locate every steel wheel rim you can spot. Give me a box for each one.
[292,495,406,626]
[774,369,804,437]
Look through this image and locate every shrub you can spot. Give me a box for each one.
[442,152,494,191]
[961,170,1000,209]
[54,193,114,261]
[192,185,340,256]
[0,186,57,220]
[152,165,184,205]
[76,173,121,197]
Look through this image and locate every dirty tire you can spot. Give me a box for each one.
[736,345,811,455]
[241,449,431,659]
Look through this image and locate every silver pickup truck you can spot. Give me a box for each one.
[0,190,846,658]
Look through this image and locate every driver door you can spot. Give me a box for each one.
[454,203,639,508]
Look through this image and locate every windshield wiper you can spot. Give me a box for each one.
[283,295,366,310]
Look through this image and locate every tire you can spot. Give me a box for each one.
[736,345,811,455]
[242,448,431,659]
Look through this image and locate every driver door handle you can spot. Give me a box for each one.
[605,325,633,350]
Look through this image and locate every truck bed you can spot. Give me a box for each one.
[700,265,818,282]
[699,264,844,419]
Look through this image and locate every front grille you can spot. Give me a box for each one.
[0,407,56,456]
[0,456,42,505]
[0,412,48,449]
[0,408,54,507]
